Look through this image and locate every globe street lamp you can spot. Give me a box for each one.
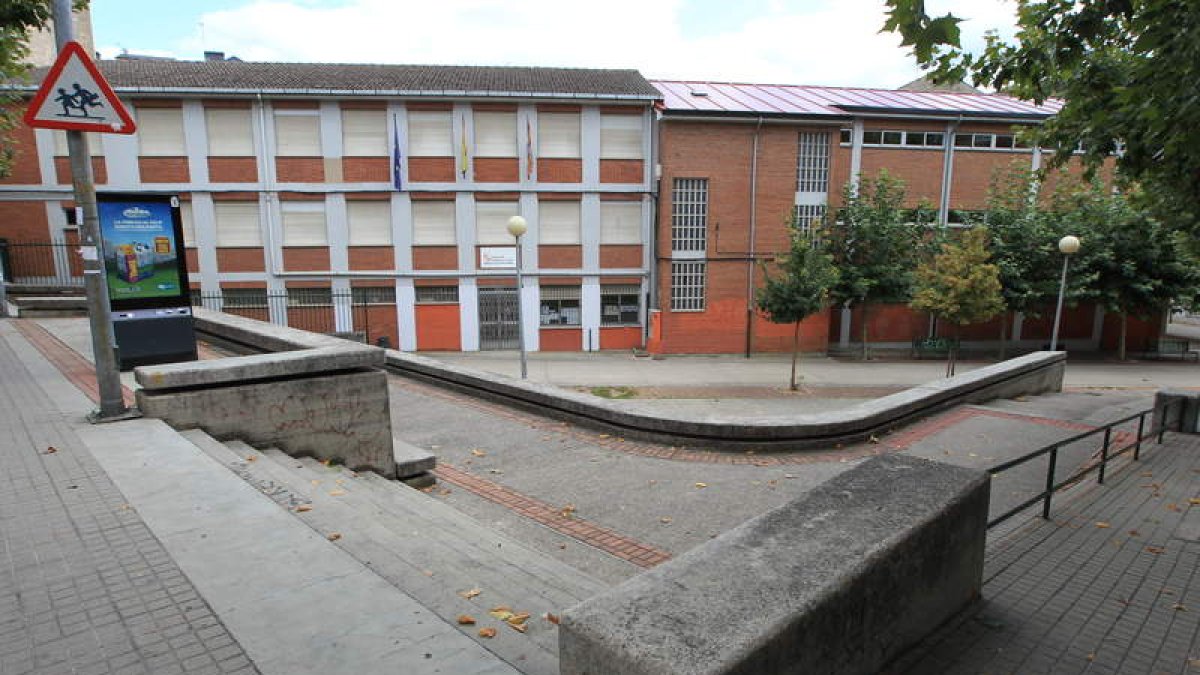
[506,215,528,379]
[1049,235,1081,351]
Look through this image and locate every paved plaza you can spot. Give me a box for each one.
[2,316,1198,673]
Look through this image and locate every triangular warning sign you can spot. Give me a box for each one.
[24,41,136,134]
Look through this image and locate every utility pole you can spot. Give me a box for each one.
[51,0,127,420]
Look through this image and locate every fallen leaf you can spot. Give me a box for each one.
[329,489,346,497]
[478,628,497,638]
[420,486,435,493]
[321,459,331,466]
[1168,503,1181,512]
[1086,653,1095,662]
[294,504,313,513]
[43,446,57,454]
[1146,546,1165,555]
[507,612,530,626]
[695,482,708,489]
[1095,522,1111,529]
[471,449,487,457]
[509,622,527,633]
[326,532,342,541]
[1173,604,1187,612]
[560,504,576,518]
[335,479,344,485]
[1189,498,1200,505]
[488,469,503,475]
[660,517,672,524]
[438,488,452,496]
[544,612,560,625]
[422,569,434,577]
[1140,471,1154,477]
[245,455,257,462]
[489,607,514,621]
[457,615,476,625]
[598,434,610,439]
[1129,530,1141,537]
[310,479,320,486]
[459,588,481,600]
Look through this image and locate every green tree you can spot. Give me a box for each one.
[883,0,1200,237]
[827,170,931,359]
[910,227,1005,376]
[756,219,839,390]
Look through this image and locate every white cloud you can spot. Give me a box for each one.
[146,0,1018,88]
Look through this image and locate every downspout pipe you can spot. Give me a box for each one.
[745,116,764,358]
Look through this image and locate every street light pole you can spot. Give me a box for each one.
[507,216,528,379]
[51,0,127,420]
[1049,234,1081,352]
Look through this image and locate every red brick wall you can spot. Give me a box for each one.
[416,304,461,350]
[282,247,330,272]
[215,248,265,273]
[413,246,457,270]
[538,245,582,269]
[1100,312,1161,351]
[56,157,108,185]
[0,107,42,185]
[846,303,931,342]
[599,245,642,268]
[0,201,50,241]
[348,247,394,270]
[185,249,199,274]
[138,157,188,183]
[344,157,389,182]
[599,326,642,350]
[409,157,455,182]
[599,159,643,183]
[475,158,518,182]
[537,158,582,183]
[540,328,581,351]
[751,311,831,353]
[860,148,944,206]
[949,152,1029,210]
[275,157,324,182]
[208,157,258,182]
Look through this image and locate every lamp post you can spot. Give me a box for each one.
[1049,235,1081,351]
[506,215,528,379]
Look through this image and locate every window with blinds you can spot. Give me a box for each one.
[600,114,643,159]
[601,284,641,325]
[407,110,452,156]
[273,111,321,157]
[671,178,708,253]
[475,202,519,245]
[538,201,581,245]
[205,108,254,156]
[347,201,392,246]
[540,286,581,326]
[213,202,262,247]
[342,109,387,157]
[537,113,580,158]
[796,132,831,193]
[411,201,456,246]
[52,130,104,156]
[136,108,185,156]
[670,261,706,311]
[474,112,517,157]
[600,202,641,244]
[179,202,196,247]
[280,202,328,246]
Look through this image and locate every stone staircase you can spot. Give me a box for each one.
[180,428,608,675]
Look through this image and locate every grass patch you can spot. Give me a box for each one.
[589,386,638,399]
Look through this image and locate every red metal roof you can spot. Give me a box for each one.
[652,80,1061,119]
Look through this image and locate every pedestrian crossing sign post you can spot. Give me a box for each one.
[23,40,136,134]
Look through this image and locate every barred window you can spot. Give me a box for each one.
[793,204,827,239]
[797,131,831,193]
[415,286,459,304]
[670,261,705,311]
[351,287,396,305]
[601,285,640,325]
[286,288,333,306]
[540,286,581,326]
[671,178,708,253]
[221,288,268,308]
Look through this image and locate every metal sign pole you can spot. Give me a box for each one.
[51,0,127,419]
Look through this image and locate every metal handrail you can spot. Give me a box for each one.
[986,397,1182,529]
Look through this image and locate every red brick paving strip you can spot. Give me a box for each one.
[433,463,673,568]
[13,319,136,407]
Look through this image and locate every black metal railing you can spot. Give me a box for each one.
[986,397,1184,529]
[0,239,85,287]
[190,289,388,346]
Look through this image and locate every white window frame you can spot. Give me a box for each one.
[411,201,456,246]
[671,178,708,254]
[205,108,254,156]
[407,110,452,157]
[538,201,581,245]
[599,201,642,245]
[280,201,328,246]
[537,112,581,158]
[341,109,388,157]
[347,201,392,246]
[213,202,262,247]
[273,110,322,157]
[136,107,186,156]
[600,113,643,160]
[670,261,706,311]
[475,202,519,246]
[474,111,517,158]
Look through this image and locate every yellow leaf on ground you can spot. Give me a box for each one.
[459,588,481,600]
[544,612,561,625]
[509,622,527,633]
[598,434,610,439]
[560,504,576,518]
[294,504,312,513]
[1173,604,1187,611]
[245,455,256,462]
[478,627,497,638]
[695,482,708,489]
[660,517,673,524]
[1189,498,1200,505]
[326,532,342,541]
[329,489,346,497]
[1095,522,1111,529]
[489,608,514,621]
[506,612,530,625]
[471,449,487,457]
[1146,546,1165,555]
[457,615,476,625]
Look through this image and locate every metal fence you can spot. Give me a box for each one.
[190,289,387,346]
[0,238,85,287]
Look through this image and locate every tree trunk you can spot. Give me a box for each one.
[860,300,870,361]
[1119,310,1128,361]
[790,320,801,391]
[948,325,961,377]
[998,310,1009,360]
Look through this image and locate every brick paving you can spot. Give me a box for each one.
[0,324,259,675]
[897,432,1200,674]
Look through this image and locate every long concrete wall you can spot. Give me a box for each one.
[559,455,991,675]
[191,308,1066,450]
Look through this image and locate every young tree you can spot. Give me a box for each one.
[883,1,1200,238]
[756,219,839,390]
[826,170,929,359]
[910,227,1005,376]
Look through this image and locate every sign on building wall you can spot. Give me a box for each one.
[479,246,518,269]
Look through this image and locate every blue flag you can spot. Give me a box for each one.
[391,114,403,191]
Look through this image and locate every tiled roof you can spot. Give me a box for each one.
[18,60,661,100]
[653,80,1060,119]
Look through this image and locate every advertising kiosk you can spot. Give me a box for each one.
[97,193,197,370]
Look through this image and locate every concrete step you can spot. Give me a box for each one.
[393,438,437,481]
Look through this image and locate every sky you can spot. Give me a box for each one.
[90,0,1018,89]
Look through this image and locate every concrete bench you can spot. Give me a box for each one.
[559,455,990,675]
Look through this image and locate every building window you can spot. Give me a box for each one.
[280,202,327,246]
[797,131,831,193]
[474,111,517,157]
[856,129,945,148]
[351,286,396,305]
[600,113,642,159]
[670,261,706,311]
[540,286,581,326]
[793,204,827,238]
[671,178,708,253]
[287,287,332,305]
[407,110,452,156]
[342,109,387,156]
[839,128,852,144]
[475,201,519,245]
[213,202,262,247]
[537,112,580,158]
[600,201,641,244]
[601,284,640,325]
[347,201,391,246]
[221,288,268,308]
[906,131,945,147]
[180,201,195,247]
[53,130,103,156]
[273,110,322,156]
[136,108,185,156]
[411,201,456,246]
[538,201,581,245]
[953,132,1026,150]
[205,108,254,156]
[415,286,459,304]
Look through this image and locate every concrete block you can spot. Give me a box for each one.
[559,455,990,675]
[393,440,436,478]
[137,369,397,478]
[134,344,383,390]
[1154,389,1200,434]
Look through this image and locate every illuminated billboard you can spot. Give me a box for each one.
[97,194,190,309]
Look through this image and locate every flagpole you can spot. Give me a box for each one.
[51,0,127,420]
